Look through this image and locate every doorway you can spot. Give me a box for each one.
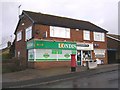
[108,50,117,64]
[77,50,92,66]
[77,50,81,65]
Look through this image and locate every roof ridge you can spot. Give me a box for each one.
[22,10,107,32]
[23,10,89,23]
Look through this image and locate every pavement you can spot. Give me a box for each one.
[2,63,119,83]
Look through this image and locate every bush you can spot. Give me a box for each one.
[2,53,12,60]
[2,57,27,73]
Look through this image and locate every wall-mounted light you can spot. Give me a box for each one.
[22,23,24,26]
[94,43,99,47]
[76,29,79,31]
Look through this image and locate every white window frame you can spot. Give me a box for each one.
[25,26,32,41]
[83,30,90,40]
[17,31,22,41]
[50,26,70,38]
[50,26,54,36]
[94,32,105,42]
[65,28,70,38]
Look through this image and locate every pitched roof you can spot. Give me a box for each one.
[107,34,120,42]
[20,10,108,32]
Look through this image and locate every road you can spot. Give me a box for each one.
[2,64,119,88]
[27,68,119,88]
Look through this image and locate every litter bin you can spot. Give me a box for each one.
[88,60,97,69]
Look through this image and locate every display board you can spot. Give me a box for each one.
[27,40,76,50]
[94,49,106,58]
[28,49,76,61]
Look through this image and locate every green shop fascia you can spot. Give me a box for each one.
[27,40,77,61]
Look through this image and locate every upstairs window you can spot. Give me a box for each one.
[17,31,22,41]
[50,26,70,38]
[83,30,90,40]
[94,32,105,42]
[26,26,32,41]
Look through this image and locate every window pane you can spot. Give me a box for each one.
[94,32,105,42]
[17,31,22,41]
[50,26,70,38]
[83,30,90,40]
[101,33,105,41]
[26,26,32,40]
[66,28,70,38]
[50,26,54,36]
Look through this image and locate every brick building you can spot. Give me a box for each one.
[14,10,108,69]
[107,34,120,64]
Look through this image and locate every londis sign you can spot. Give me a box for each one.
[27,40,76,50]
[59,43,76,49]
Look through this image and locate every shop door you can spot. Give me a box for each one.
[77,50,81,65]
[82,51,92,66]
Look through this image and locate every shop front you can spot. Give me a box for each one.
[27,39,77,69]
[77,43,94,66]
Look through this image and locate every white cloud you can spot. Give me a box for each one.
[0,2,2,48]
[1,0,119,49]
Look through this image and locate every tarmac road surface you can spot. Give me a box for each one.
[27,69,119,88]
[2,64,119,88]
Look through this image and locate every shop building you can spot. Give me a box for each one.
[107,34,120,64]
[14,10,108,69]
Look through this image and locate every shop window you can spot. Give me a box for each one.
[26,26,32,41]
[94,49,105,58]
[83,30,90,40]
[28,49,35,61]
[50,26,70,38]
[94,32,105,42]
[17,31,22,41]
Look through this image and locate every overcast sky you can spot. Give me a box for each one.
[0,0,119,49]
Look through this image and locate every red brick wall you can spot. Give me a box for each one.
[33,24,49,39]
[33,25,84,42]
[28,61,71,69]
[15,15,33,67]
[107,37,119,49]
